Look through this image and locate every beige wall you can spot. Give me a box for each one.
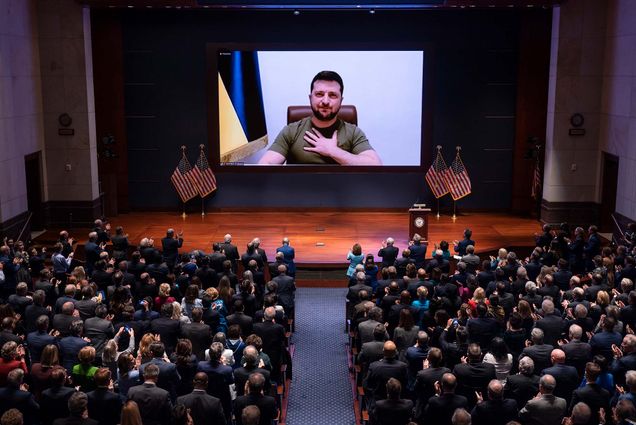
[600,0,636,220]
[37,0,99,203]
[544,0,636,222]
[0,0,45,222]
[543,0,606,205]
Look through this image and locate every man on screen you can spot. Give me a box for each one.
[258,70,382,165]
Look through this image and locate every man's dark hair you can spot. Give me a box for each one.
[143,363,160,380]
[95,304,108,319]
[441,373,457,392]
[386,378,401,400]
[310,70,344,95]
[373,324,387,342]
[68,392,89,416]
[150,341,165,358]
[36,315,49,332]
[247,372,265,394]
[427,347,443,367]
[241,405,261,425]
[161,303,173,318]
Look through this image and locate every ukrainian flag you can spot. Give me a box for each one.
[218,51,268,163]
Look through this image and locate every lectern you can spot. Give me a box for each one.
[409,205,431,240]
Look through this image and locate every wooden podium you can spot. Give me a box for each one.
[409,205,431,240]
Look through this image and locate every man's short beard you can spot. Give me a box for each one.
[311,105,340,122]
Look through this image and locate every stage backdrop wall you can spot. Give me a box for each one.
[118,10,526,210]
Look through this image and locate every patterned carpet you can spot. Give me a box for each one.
[285,288,356,425]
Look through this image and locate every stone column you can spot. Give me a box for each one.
[37,0,100,227]
[541,0,607,225]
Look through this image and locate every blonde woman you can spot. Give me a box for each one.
[172,301,191,325]
[154,283,176,311]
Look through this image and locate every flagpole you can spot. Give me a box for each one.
[452,145,461,221]
[436,198,440,220]
[180,145,187,219]
[200,144,206,217]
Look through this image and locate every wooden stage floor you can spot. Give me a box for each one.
[46,211,541,266]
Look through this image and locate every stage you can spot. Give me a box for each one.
[37,211,541,268]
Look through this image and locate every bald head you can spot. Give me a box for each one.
[551,349,565,365]
[487,379,504,400]
[383,341,397,359]
[539,374,556,394]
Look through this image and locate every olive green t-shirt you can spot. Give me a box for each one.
[268,117,374,164]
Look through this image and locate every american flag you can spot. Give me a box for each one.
[192,146,217,197]
[425,150,450,198]
[445,151,472,200]
[170,152,198,203]
[531,158,541,199]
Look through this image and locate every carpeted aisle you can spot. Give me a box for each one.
[285,287,356,425]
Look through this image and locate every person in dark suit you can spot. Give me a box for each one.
[590,316,623,361]
[409,233,428,269]
[276,237,296,278]
[452,344,497,408]
[413,347,450,422]
[219,235,239,273]
[226,302,253,339]
[610,334,636,387]
[40,367,75,425]
[109,226,129,264]
[53,302,78,338]
[541,349,580,400]
[26,315,57,364]
[150,303,181,355]
[566,227,586,274]
[138,342,181,401]
[271,265,295,316]
[559,324,592,377]
[378,238,399,269]
[252,307,286,380]
[161,229,183,270]
[409,234,428,269]
[373,378,413,425]
[363,341,408,408]
[534,300,565,347]
[233,345,271,397]
[461,245,481,275]
[251,238,268,267]
[453,229,475,257]
[127,365,172,425]
[0,369,39,425]
[86,368,122,425]
[59,320,89,372]
[520,328,554,373]
[176,372,226,425]
[519,374,567,425]
[196,342,233,423]
[466,303,501,352]
[504,356,540,408]
[583,226,601,272]
[0,245,21,299]
[569,362,610,425]
[180,308,211,361]
[83,305,114,360]
[424,372,469,425]
[241,243,264,271]
[426,249,450,275]
[358,324,388,380]
[232,373,278,425]
[347,272,373,306]
[83,232,104,277]
[52,392,98,425]
[470,379,518,425]
[208,243,227,274]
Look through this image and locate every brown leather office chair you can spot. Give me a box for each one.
[286,105,358,125]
